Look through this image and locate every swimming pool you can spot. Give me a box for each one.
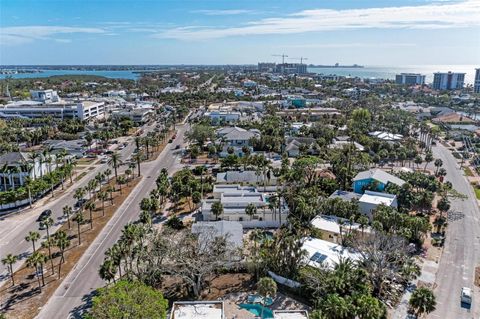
[239,303,274,318]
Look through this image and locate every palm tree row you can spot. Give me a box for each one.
[1,166,127,289]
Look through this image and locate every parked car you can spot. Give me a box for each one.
[461,287,472,305]
[168,139,173,143]
[74,199,87,211]
[37,209,52,222]
[174,145,181,150]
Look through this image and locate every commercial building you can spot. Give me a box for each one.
[30,89,60,103]
[0,100,105,121]
[258,62,276,72]
[111,108,153,124]
[432,72,465,90]
[474,68,480,94]
[395,73,425,85]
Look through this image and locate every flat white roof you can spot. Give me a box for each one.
[311,215,364,234]
[359,191,396,206]
[171,302,223,319]
[302,237,360,269]
[274,310,309,319]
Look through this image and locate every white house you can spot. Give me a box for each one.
[301,237,360,269]
[205,110,241,125]
[329,190,398,219]
[169,301,224,319]
[201,184,288,228]
[311,214,369,244]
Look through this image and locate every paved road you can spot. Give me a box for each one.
[429,143,480,319]
[0,137,138,285]
[36,123,188,319]
[0,120,164,286]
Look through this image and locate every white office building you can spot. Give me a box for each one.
[0,100,105,121]
[474,68,480,94]
[432,72,465,90]
[30,89,60,103]
[395,73,425,85]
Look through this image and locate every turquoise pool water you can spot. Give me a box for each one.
[239,303,274,318]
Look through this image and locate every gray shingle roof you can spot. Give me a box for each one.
[0,152,30,166]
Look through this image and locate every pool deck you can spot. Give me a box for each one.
[221,291,310,319]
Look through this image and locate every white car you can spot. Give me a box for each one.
[461,287,472,305]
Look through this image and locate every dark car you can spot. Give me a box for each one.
[174,145,181,150]
[168,139,173,143]
[36,209,52,222]
[74,199,87,210]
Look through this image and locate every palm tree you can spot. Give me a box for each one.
[321,294,351,319]
[24,176,33,207]
[2,253,18,286]
[434,158,443,175]
[104,168,112,183]
[423,151,433,172]
[54,230,70,279]
[26,251,45,290]
[108,152,122,181]
[74,187,85,206]
[28,152,40,180]
[106,185,115,205]
[73,213,85,245]
[25,231,40,253]
[99,258,117,283]
[245,203,257,221]
[85,201,96,229]
[98,191,108,216]
[132,152,142,177]
[409,287,436,318]
[257,277,277,318]
[0,163,9,191]
[40,217,54,274]
[211,201,223,221]
[63,205,73,229]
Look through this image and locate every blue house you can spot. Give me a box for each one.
[352,169,405,194]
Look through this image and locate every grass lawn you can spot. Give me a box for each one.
[464,167,474,177]
[474,187,480,200]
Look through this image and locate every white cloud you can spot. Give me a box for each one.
[159,0,480,40]
[0,26,106,45]
[193,9,254,16]
[284,43,417,49]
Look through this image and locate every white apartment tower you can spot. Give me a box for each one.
[474,68,480,94]
[432,71,465,90]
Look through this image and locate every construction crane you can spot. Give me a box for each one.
[289,57,308,64]
[272,54,288,64]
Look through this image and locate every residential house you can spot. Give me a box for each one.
[201,184,289,228]
[352,169,405,194]
[285,137,317,157]
[217,127,260,158]
[311,214,368,244]
[301,237,360,269]
[274,311,309,319]
[330,189,398,218]
[191,220,243,251]
[216,170,277,186]
[169,301,224,319]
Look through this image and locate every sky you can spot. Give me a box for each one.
[0,0,479,65]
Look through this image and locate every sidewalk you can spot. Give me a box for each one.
[392,259,439,319]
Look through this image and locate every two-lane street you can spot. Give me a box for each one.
[36,123,189,319]
[429,143,480,318]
